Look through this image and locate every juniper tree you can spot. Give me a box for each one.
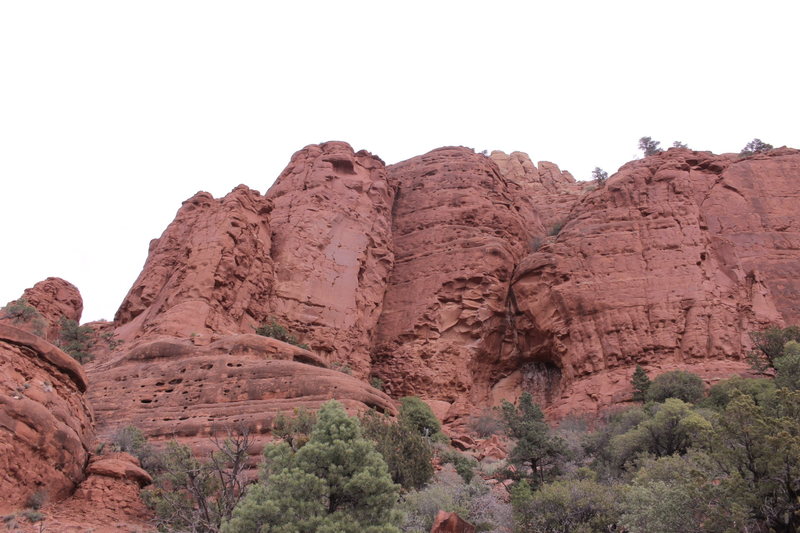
[223,401,401,533]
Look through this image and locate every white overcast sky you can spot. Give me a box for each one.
[1,1,798,322]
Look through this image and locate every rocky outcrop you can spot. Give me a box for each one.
[431,510,476,533]
[0,324,93,513]
[114,185,274,345]
[88,333,395,454]
[0,277,83,342]
[508,147,800,414]
[113,142,394,378]
[490,150,587,233]
[99,144,800,427]
[372,148,534,420]
[266,142,395,376]
[92,142,397,451]
[30,453,154,533]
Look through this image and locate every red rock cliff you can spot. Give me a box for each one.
[93,144,800,435]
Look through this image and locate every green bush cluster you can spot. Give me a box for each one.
[255,318,309,350]
[0,298,47,336]
[58,317,95,363]
[126,322,800,533]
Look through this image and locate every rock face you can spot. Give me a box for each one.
[92,142,398,453]
[88,333,395,453]
[114,185,274,344]
[113,142,395,378]
[0,324,93,513]
[266,142,395,376]
[490,150,586,233]
[0,277,83,342]
[509,147,800,414]
[372,148,533,419]
[95,144,800,430]
[430,510,476,533]
[33,453,153,533]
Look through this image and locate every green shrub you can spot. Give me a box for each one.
[223,401,401,533]
[142,429,252,532]
[704,376,776,410]
[645,370,705,404]
[620,452,751,533]
[547,220,565,237]
[330,361,353,375]
[501,392,566,486]
[254,318,307,349]
[631,365,651,402]
[370,376,385,391]
[400,469,511,533]
[111,425,162,473]
[438,448,478,483]
[591,167,608,186]
[513,478,621,533]
[361,410,434,490]
[1,298,47,336]
[399,397,445,441]
[58,317,94,363]
[21,510,45,523]
[25,490,47,510]
[748,325,800,371]
[774,340,800,391]
[609,399,711,468]
[272,407,317,451]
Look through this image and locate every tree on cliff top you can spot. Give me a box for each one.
[740,138,773,157]
[638,137,663,157]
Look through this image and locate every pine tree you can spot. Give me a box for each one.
[638,137,663,157]
[592,167,608,186]
[223,401,401,533]
[631,365,651,402]
[501,392,566,486]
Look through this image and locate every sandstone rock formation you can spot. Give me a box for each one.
[0,324,93,513]
[266,142,395,376]
[372,148,534,420]
[88,333,395,454]
[508,147,800,414]
[96,143,800,429]
[28,453,153,533]
[0,277,83,342]
[430,510,476,533]
[114,185,274,344]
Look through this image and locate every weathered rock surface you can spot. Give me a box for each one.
[430,510,476,533]
[0,277,83,342]
[508,147,800,414]
[28,453,154,533]
[490,150,587,233]
[372,148,534,420]
[266,141,395,376]
[0,324,93,513]
[98,144,800,427]
[114,185,274,345]
[88,333,395,454]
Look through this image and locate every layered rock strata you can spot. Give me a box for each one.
[0,277,83,342]
[88,333,395,453]
[372,148,534,418]
[0,324,94,512]
[508,147,800,413]
[265,142,395,375]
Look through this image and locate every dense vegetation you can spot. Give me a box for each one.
[108,325,800,532]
